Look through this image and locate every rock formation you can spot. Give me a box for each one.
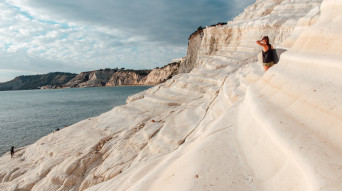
[1,0,341,191]
[0,72,77,91]
[143,61,181,85]
[64,69,147,88]
[64,62,180,88]
[63,69,116,88]
[238,1,342,189]
[0,60,182,91]
[105,71,146,86]
[178,28,204,74]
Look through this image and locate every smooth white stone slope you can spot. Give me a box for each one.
[238,0,342,190]
[1,0,341,191]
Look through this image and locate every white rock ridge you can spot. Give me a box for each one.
[238,1,342,190]
[1,0,341,191]
[143,61,180,85]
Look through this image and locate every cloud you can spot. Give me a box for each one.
[0,0,254,82]
[7,0,254,45]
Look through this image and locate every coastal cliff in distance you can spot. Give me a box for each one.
[63,69,150,88]
[64,60,181,88]
[143,60,181,85]
[1,0,342,191]
[0,60,182,91]
[0,72,77,91]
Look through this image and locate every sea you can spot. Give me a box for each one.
[0,86,151,157]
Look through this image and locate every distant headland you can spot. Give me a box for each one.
[0,59,183,91]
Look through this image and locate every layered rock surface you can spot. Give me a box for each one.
[238,1,342,189]
[0,60,181,91]
[143,62,181,85]
[63,69,150,88]
[64,69,117,88]
[64,61,181,88]
[1,0,341,191]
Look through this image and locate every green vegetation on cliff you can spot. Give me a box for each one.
[0,72,77,91]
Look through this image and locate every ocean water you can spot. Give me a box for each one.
[0,86,151,156]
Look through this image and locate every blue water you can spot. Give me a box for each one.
[0,86,151,156]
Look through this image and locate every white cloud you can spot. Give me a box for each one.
[0,0,254,82]
[0,1,186,82]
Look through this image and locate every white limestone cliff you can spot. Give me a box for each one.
[105,71,145,86]
[1,0,341,191]
[238,1,342,189]
[143,61,180,85]
[63,61,181,88]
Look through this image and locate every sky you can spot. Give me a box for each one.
[0,0,254,82]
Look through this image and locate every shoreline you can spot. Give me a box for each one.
[1,0,342,190]
[0,86,152,157]
[0,84,155,92]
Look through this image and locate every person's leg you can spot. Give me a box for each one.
[264,66,270,71]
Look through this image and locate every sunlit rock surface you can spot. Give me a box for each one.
[143,61,180,85]
[64,61,181,88]
[2,0,341,191]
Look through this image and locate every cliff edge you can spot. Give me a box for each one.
[1,0,341,191]
[0,60,182,91]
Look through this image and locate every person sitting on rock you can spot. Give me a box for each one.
[256,36,274,71]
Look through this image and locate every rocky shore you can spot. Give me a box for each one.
[1,0,342,190]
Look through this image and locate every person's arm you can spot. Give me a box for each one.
[256,40,264,46]
[256,40,268,51]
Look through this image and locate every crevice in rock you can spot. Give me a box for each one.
[179,75,229,146]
